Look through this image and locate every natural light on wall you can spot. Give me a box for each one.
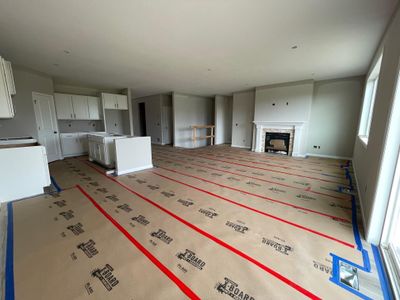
[358,53,383,146]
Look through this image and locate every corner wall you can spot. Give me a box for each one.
[231,90,255,149]
[214,95,232,145]
[308,77,364,158]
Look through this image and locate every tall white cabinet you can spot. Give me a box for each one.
[0,57,16,119]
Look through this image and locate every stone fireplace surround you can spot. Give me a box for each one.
[251,121,307,157]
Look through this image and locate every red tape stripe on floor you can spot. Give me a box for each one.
[82,161,321,299]
[155,165,351,223]
[154,149,347,185]
[151,170,354,248]
[76,185,200,300]
[154,152,349,201]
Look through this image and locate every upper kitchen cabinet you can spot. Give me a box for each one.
[54,93,74,119]
[71,95,89,120]
[116,94,128,110]
[102,93,128,110]
[55,93,102,120]
[0,57,15,119]
[87,96,102,120]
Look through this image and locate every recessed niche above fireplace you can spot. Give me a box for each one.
[265,132,290,155]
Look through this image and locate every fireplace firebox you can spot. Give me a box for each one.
[265,132,290,155]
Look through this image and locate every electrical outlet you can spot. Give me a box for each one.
[318,146,321,149]
[313,145,317,149]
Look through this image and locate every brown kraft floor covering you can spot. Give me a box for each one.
[5,145,386,299]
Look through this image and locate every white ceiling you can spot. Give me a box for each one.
[0,0,398,97]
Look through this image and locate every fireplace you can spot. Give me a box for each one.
[252,121,306,157]
[265,132,290,155]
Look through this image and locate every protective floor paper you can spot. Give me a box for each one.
[3,145,387,299]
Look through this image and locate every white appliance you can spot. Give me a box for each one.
[88,132,128,168]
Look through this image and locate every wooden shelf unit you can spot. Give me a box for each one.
[191,125,215,147]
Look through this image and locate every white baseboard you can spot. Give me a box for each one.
[116,164,153,176]
[231,144,251,149]
[306,153,352,160]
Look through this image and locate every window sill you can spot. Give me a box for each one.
[358,135,368,149]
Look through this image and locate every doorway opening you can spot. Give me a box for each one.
[138,102,147,136]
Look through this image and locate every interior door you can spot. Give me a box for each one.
[33,92,62,162]
[72,95,89,119]
[162,106,172,144]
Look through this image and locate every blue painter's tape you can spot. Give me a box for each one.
[5,202,15,300]
[372,245,393,300]
[50,176,62,192]
[329,166,375,299]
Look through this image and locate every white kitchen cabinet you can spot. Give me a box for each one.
[0,57,14,118]
[87,96,102,120]
[102,93,116,109]
[55,93,103,120]
[116,94,128,110]
[60,133,88,157]
[72,95,89,119]
[79,133,89,152]
[55,93,74,119]
[102,93,128,110]
[3,60,16,95]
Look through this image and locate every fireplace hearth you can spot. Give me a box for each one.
[265,132,290,155]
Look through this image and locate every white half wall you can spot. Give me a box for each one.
[308,77,364,158]
[231,90,255,148]
[214,95,232,145]
[173,93,213,148]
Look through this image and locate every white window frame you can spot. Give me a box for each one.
[358,53,383,147]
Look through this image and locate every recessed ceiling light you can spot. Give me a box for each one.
[291,45,298,49]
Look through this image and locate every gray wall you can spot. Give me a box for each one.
[308,77,364,158]
[173,93,213,148]
[0,66,53,138]
[353,5,400,244]
[214,95,232,145]
[231,90,255,148]
[254,81,313,122]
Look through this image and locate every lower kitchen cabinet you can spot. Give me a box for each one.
[60,132,89,157]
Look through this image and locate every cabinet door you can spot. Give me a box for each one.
[3,60,16,95]
[0,59,14,118]
[54,93,74,120]
[88,96,101,120]
[102,93,117,109]
[72,95,89,119]
[116,94,128,110]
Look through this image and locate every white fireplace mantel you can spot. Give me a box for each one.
[251,121,308,157]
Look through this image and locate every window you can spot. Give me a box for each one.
[358,53,383,146]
